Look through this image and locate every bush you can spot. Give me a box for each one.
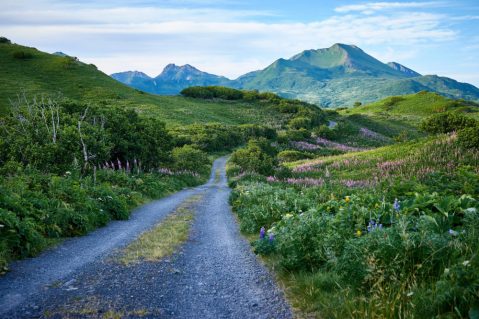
[420,112,477,134]
[12,50,33,59]
[0,37,11,44]
[277,150,312,162]
[230,138,277,175]
[457,125,479,149]
[288,117,312,129]
[313,125,335,139]
[180,86,244,100]
[172,145,209,173]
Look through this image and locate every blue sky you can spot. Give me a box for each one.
[2,0,479,86]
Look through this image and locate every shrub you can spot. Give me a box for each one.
[313,125,335,139]
[457,125,479,149]
[172,145,209,173]
[288,117,312,129]
[180,86,244,100]
[12,50,33,59]
[230,138,277,175]
[0,37,11,44]
[420,112,477,134]
[277,150,312,162]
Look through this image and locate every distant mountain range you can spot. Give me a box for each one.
[111,44,479,107]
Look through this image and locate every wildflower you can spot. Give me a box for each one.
[269,233,275,243]
[284,213,293,219]
[356,230,362,236]
[259,227,265,239]
[463,260,470,267]
[393,198,400,212]
[345,196,350,203]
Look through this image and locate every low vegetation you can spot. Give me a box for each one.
[119,195,202,265]
[228,104,479,318]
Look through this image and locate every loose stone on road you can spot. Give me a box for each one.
[0,157,292,318]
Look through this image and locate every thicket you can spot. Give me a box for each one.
[0,97,209,271]
[420,112,477,134]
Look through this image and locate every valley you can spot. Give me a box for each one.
[0,36,478,319]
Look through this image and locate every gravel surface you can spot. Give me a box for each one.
[0,157,292,319]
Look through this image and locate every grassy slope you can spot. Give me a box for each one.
[345,91,479,122]
[0,42,284,127]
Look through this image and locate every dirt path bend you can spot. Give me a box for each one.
[0,157,292,319]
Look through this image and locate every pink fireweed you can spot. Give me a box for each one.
[360,127,389,141]
[292,159,324,173]
[316,137,366,152]
[285,177,324,186]
[377,160,407,172]
[291,141,321,151]
[266,176,279,182]
[341,179,375,188]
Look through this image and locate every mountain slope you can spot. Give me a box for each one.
[112,64,233,95]
[387,62,421,77]
[0,41,284,126]
[238,44,479,107]
[112,43,479,108]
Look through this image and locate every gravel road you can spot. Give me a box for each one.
[0,157,292,318]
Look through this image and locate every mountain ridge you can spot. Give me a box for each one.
[111,43,479,107]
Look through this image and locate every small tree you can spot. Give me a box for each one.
[420,112,477,134]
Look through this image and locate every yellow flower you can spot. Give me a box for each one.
[356,230,362,236]
[345,196,351,203]
[284,213,294,219]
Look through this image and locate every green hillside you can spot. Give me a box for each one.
[346,91,479,122]
[0,41,283,127]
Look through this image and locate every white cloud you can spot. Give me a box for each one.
[1,0,469,82]
[335,1,443,15]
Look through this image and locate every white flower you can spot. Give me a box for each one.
[463,260,470,267]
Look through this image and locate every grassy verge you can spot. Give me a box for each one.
[118,194,203,265]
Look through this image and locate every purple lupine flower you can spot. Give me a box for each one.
[393,198,400,212]
[260,227,266,239]
[117,159,122,170]
[269,233,275,243]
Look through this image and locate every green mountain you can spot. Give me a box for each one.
[112,43,479,108]
[112,64,233,95]
[237,43,479,107]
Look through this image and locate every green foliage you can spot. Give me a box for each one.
[0,99,172,172]
[230,138,277,175]
[172,145,209,173]
[180,86,244,100]
[421,112,477,134]
[230,132,479,318]
[288,116,311,129]
[277,150,312,163]
[457,125,479,149]
[0,37,11,44]
[12,50,33,59]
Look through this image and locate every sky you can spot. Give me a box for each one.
[2,0,479,86]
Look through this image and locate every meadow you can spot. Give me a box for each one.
[228,98,479,318]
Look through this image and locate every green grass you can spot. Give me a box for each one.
[345,91,479,123]
[0,42,285,127]
[118,194,203,265]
